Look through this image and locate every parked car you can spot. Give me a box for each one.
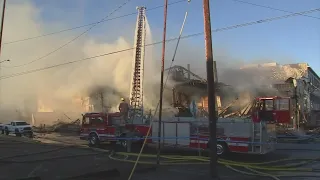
[4,121,33,137]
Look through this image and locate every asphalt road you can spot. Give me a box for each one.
[3,134,320,180]
[0,134,273,180]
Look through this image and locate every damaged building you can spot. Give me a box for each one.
[167,62,320,128]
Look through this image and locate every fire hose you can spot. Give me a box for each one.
[3,135,320,179]
[109,152,320,179]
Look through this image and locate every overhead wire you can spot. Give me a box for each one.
[1,7,319,80]
[127,1,191,180]
[2,0,187,46]
[228,0,320,20]
[124,4,320,180]
[2,0,133,68]
[2,0,318,47]
[3,0,316,69]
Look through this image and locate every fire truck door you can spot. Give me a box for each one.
[87,117,105,133]
[273,98,290,124]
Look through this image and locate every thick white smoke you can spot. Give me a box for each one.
[0,1,163,122]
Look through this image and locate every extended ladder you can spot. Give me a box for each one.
[129,7,147,120]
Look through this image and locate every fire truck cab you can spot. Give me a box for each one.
[252,96,291,124]
[79,112,149,147]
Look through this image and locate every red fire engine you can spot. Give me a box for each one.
[79,96,293,156]
[79,112,150,147]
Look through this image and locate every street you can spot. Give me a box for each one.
[0,134,284,180]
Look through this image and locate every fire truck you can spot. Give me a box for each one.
[79,96,285,156]
[79,112,150,147]
[153,97,281,156]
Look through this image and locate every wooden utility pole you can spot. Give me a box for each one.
[203,0,219,179]
[157,0,168,165]
[0,0,7,111]
[0,0,6,55]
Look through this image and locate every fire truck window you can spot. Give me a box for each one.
[82,117,90,125]
[277,99,289,110]
[110,116,121,125]
[96,117,103,122]
[91,117,103,124]
[264,100,274,111]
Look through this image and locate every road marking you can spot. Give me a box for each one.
[28,164,42,177]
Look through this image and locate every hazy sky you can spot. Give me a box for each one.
[28,0,320,73]
[0,0,319,110]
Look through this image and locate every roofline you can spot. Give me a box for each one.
[307,66,320,80]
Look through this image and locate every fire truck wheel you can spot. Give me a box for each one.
[120,140,127,148]
[88,133,100,147]
[217,142,228,156]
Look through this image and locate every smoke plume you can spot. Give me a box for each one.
[0,1,164,123]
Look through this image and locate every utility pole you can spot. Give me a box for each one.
[292,78,298,130]
[0,0,7,112]
[157,0,168,165]
[203,0,219,179]
[0,0,6,55]
[213,61,218,83]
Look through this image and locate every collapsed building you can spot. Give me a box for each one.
[167,62,320,128]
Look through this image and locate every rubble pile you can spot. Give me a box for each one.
[33,119,80,134]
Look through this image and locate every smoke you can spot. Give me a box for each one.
[0,1,164,122]
[0,1,309,123]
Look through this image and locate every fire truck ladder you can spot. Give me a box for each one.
[252,121,263,153]
[129,7,147,119]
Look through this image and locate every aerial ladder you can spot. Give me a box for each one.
[129,7,147,121]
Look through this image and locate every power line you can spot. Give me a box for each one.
[1,7,319,80]
[229,0,320,20]
[3,0,312,69]
[2,0,133,68]
[3,0,186,45]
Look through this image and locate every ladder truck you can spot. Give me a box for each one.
[79,7,150,147]
[129,6,147,122]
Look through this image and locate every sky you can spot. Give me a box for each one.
[0,0,319,114]
[28,0,320,73]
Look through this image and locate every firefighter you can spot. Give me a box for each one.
[119,98,129,125]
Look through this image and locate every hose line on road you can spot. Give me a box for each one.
[3,135,320,179]
[108,152,320,179]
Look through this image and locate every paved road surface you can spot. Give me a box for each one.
[0,135,266,180]
[2,134,320,180]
